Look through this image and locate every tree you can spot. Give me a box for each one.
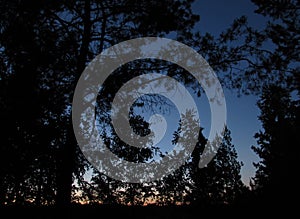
[0,0,201,206]
[155,163,191,206]
[194,0,299,95]
[251,85,299,209]
[0,0,62,205]
[170,114,244,206]
[188,127,244,206]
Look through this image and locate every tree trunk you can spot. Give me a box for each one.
[56,0,91,208]
[55,131,75,207]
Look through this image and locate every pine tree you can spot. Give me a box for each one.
[189,127,244,206]
[251,85,299,209]
[0,0,200,206]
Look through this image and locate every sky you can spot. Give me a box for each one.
[191,0,267,185]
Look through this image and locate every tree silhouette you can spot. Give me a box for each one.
[0,0,61,205]
[251,85,299,210]
[0,0,201,207]
[187,127,244,206]
[197,0,299,95]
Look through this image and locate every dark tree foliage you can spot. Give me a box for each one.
[191,0,299,95]
[251,85,299,209]
[244,0,300,212]
[0,0,200,207]
[187,127,245,206]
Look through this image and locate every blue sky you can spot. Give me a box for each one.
[192,0,266,35]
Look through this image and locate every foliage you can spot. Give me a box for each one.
[251,85,299,208]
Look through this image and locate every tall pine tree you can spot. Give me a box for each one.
[251,85,299,210]
[189,127,244,206]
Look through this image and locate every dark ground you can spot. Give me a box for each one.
[0,203,293,219]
